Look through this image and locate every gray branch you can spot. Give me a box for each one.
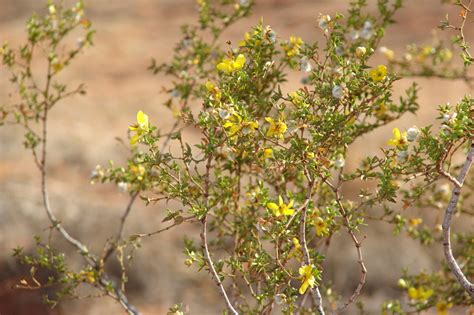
[442,142,474,298]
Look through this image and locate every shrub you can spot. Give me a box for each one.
[1,0,473,314]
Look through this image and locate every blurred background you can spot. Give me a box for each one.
[0,0,472,314]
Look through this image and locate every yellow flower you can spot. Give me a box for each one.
[79,270,96,283]
[265,114,287,139]
[288,237,303,261]
[407,286,434,301]
[369,65,387,82]
[52,60,64,74]
[409,218,423,227]
[298,264,316,294]
[267,195,295,217]
[223,114,258,140]
[129,110,150,145]
[216,54,246,74]
[205,81,215,91]
[205,81,222,101]
[289,91,308,107]
[239,32,251,47]
[439,48,453,62]
[387,128,408,148]
[380,46,395,61]
[263,148,273,159]
[130,164,146,181]
[314,217,329,236]
[290,36,303,46]
[289,91,301,103]
[284,36,303,57]
[375,102,388,119]
[436,300,453,315]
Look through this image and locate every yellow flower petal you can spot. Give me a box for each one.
[267,202,279,212]
[299,280,309,294]
[234,54,246,69]
[282,207,294,216]
[137,110,149,126]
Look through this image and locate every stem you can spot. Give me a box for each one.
[299,174,325,315]
[38,60,140,314]
[442,143,474,298]
[39,62,93,261]
[323,168,367,313]
[200,154,239,314]
[102,191,140,263]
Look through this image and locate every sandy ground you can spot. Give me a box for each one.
[0,0,473,314]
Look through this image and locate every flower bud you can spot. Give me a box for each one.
[379,46,395,60]
[117,182,129,193]
[406,126,419,142]
[334,155,345,168]
[332,85,344,99]
[397,278,407,288]
[318,15,331,31]
[299,57,312,72]
[396,150,409,163]
[355,46,366,57]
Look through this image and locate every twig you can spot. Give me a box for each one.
[117,191,140,241]
[441,142,474,298]
[299,173,325,315]
[39,61,94,263]
[438,156,462,188]
[100,276,141,315]
[38,60,140,314]
[200,154,239,314]
[102,191,140,263]
[323,171,367,314]
[457,0,473,62]
[134,215,195,238]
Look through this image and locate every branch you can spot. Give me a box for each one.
[200,154,239,314]
[442,142,474,298]
[38,61,140,314]
[299,173,325,315]
[134,215,195,238]
[438,157,462,188]
[39,62,94,263]
[323,171,367,313]
[102,191,140,263]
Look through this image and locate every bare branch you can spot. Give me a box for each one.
[299,173,325,315]
[134,215,195,238]
[102,191,140,263]
[323,171,368,314]
[38,60,140,315]
[442,142,474,298]
[200,154,239,314]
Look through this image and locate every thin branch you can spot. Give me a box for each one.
[442,142,474,298]
[102,191,140,263]
[117,191,140,241]
[100,276,141,315]
[134,215,196,238]
[457,0,473,62]
[299,173,325,315]
[38,59,140,314]
[200,154,239,314]
[323,170,367,313]
[39,61,94,262]
[438,156,462,188]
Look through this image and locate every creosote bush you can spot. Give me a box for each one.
[0,0,473,314]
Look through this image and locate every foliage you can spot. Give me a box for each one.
[0,0,473,314]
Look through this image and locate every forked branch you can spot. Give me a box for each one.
[442,142,474,298]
